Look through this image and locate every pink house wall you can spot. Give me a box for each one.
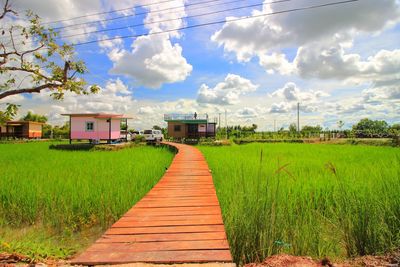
[70,116,121,140]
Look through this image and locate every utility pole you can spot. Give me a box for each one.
[274,119,276,132]
[297,102,300,133]
[225,109,228,140]
[218,113,221,130]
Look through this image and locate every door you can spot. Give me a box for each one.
[187,124,198,138]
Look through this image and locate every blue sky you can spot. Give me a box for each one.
[1,0,400,130]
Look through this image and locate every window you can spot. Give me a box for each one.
[174,125,181,132]
[86,122,94,131]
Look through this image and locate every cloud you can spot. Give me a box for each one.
[363,79,400,102]
[270,82,329,102]
[100,0,192,88]
[268,82,328,114]
[109,35,192,88]
[236,107,258,118]
[104,78,131,95]
[294,37,400,82]
[27,79,136,125]
[337,102,366,115]
[211,0,400,96]
[269,102,292,114]
[11,0,104,42]
[197,74,258,105]
[138,106,155,114]
[259,53,295,75]
[212,0,399,61]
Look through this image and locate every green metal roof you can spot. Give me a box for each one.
[166,119,208,124]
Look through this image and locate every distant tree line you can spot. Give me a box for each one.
[2,110,399,141]
[352,118,399,138]
[217,118,399,140]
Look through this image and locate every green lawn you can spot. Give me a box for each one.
[199,143,400,264]
[0,141,174,259]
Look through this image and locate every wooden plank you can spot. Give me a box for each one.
[105,224,226,235]
[126,206,222,213]
[86,240,230,252]
[124,209,222,217]
[96,232,228,243]
[119,214,223,222]
[71,142,232,265]
[134,203,220,208]
[72,250,232,264]
[112,218,223,228]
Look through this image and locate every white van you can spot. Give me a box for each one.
[144,129,163,142]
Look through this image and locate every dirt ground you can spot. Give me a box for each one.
[1,251,400,267]
[245,251,400,267]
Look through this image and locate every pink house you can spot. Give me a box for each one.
[62,113,132,144]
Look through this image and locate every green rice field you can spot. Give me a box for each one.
[0,142,174,259]
[199,143,400,264]
[0,141,399,264]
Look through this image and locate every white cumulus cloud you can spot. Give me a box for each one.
[197,74,258,105]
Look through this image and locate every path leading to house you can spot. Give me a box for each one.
[71,142,233,266]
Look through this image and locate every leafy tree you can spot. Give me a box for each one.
[53,122,69,139]
[337,120,344,130]
[0,103,18,124]
[289,123,297,133]
[41,123,52,138]
[153,125,162,130]
[352,118,389,138]
[21,111,47,123]
[0,1,99,117]
[42,122,70,139]
[390,123,400,131]
[301,125,322,136]
[389,123,400,138]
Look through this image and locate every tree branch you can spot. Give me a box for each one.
[20,44,45,64]
[0,0,17,20]
[63,61,70,83]
[1,66,50,81]
[0,83,60,99]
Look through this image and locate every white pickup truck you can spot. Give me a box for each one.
[144,129,163,142]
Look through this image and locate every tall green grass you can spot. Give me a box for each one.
[200,143,400,264]
[0,142,174,258]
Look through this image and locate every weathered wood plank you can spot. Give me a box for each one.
[105,225,226,235]
[72,250,232,265]
[96,232,228,243]
[86,240,230,252]
[71,142,232,265]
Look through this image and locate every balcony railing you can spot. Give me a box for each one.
[164,114,209,121]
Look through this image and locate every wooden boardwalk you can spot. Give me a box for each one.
[71,142,232,265]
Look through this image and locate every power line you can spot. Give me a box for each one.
[58,0,286,41]
[72,0,359,47]
[52,0,248,30]
[7,0,251,44]
[41,0,183,25]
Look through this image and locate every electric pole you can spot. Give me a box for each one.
[274,119,276,132]
[225,109,228,140]
[297,102,300,133]
[218,113,221,130]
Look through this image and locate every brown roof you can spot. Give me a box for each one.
[6,121,45,125]
[61,113,132,119]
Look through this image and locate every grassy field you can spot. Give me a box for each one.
[0,141,174,259]
[200,143,400,264]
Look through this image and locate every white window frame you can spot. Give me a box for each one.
[85,121,95,132]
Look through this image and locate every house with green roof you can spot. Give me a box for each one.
[164,113,217,139]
